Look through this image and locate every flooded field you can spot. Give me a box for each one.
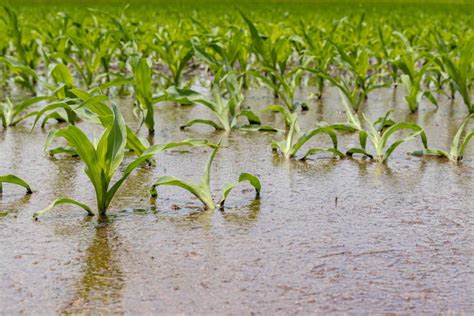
[1,87,473,314]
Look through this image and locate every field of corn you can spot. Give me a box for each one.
[0,0,473,314]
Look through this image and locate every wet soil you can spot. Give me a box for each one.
[1,86,473,314]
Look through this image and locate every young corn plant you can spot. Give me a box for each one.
[323,45,385,112]
[0,57,38,93]
[33,87,150,158]
[131,58,160,134]
[33,104,211,218]
[51,23,115,88]
[268,105,343,160]
[191,27,248,75]
[1,7,40,93]
[0,96,51,127]
[299,19,340,99]
[0,175,32,194]
[240,12,293,99]
[153,29,194,88]
[252,65,308,112]
[343,109,428,163]
[179,71,261,131]
[150,145,261,210]
[412,114,473,163]
[394,32,438,112]
[435,39,473,113]
[93,58,162,134]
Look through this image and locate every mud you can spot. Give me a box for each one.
[1,86,473,314]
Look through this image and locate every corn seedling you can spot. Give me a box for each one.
[241,12,293,99]
[153,29,194,88]
[435,39,473,113]
[93,58,163,134]
[412,114,473,162]
[0,96,51,127]
[1,7,40,93]
[342,109,428,162]
[0,174,32,195]
[299,20,340,99]
[320,45,385,112]
[252,65,308,112]
[191,28,249,76]
[0,57,38,93]
[268,105,343,160]
[34,88,149,158]
[51,25,115,89]
[179,71,262,131]
[394,32,438,112]
[150,145,261,210]
[131,58,159,134]
[33,103,211,218]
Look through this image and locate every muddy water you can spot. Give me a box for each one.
[0,87,473,314]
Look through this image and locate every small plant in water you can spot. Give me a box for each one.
[33,104,211,219]
[178,71,261,131]
[150,145,261,210]
[268,105,343,160]
[341,107,428,163]
[412,114,473,163]
[394,32,438,112]
[0,96,51,127]
[322,45,385,112]
[0,175,32,194]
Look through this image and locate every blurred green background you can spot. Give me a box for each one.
[4,0,472,6]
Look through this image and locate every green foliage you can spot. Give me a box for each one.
[153,29,194,88]
[340,106,428,162]
[412,114,473,162]
[0,96,51,127]
[0,174,32,194]
[394,32,438,112]
[176,71,262,131]
[34,103,212,218]
[150,145,261,210]
[268,105,343,159]
[435,39,473,113]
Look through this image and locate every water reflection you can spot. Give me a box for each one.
[63,217,124,314]
[0,193,32,219]
[220,198,261,226]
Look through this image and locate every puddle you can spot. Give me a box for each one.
[0,86,473,313]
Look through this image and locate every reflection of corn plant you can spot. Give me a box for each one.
[33,104,210,218]
[268,105,343,160]
[342,108,428,163]
[183,73,262,131]
[412,114,473,162]
[394,32,438,112]
[150,145,261,210]
[0,175,32,194]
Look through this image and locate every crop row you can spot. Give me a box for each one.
[0,6,472,218]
